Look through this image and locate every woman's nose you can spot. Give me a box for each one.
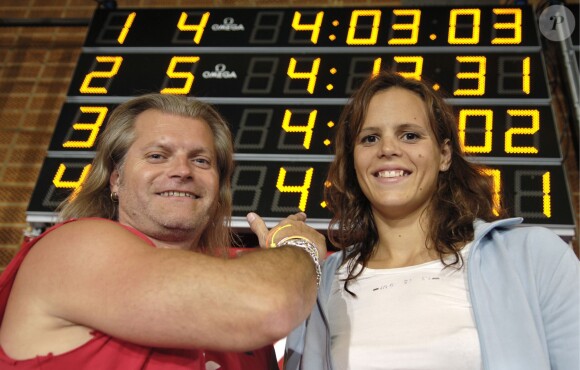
[378,136,400,157]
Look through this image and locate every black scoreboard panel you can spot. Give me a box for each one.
[83,7,540,47]
[27,5,576,240]
[48,103,562,161]
[67,52,549,100]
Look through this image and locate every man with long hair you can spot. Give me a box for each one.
[0,93,326,369]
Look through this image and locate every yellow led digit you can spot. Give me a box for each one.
[458,109,493,153]
[482,168,501,216]
[117,12,136,44]
[492,8,522,45]
[448,8,480,45]
[292,11,324,44]
[63,106,108,149]
[393,56,423,80]
[522,56,530,94]
[177,11,210,44]
[388,9,421,45]
[53,163,92,198]
[372,58,382,76]
[542,171,552,218]
[454,56,486,96]
[160,56,200,95]
[287,57,320,94]
[505,109,539,154]
[79,56,123,94]
[346,10,381,45]
[276,167,314,212]
[345,58,382,90]
[281,109,316,149]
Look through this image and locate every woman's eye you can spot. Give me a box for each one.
[361,135,378,144]
[402,132,420,141]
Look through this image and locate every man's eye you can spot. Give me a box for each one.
[193,157,211,168]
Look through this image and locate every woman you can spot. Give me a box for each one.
[284,70,579,370]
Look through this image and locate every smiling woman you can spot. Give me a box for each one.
[353,87,451,225]
[284,70,580,370]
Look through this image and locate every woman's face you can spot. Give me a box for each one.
[353,87,451,220]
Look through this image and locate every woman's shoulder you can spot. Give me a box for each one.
[322,250,344,270]
[474,218,574,263]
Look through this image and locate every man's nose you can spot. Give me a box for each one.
[169,156,194,178]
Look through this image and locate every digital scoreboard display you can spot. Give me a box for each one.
[27,6,576,239]
[82,7,540,48]
[67,52,549,100]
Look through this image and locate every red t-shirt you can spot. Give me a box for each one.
[0,219,275,369]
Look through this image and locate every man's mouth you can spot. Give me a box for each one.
[158,191,199,199]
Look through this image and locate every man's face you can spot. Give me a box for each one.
[109,109,220,249]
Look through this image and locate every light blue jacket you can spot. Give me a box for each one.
[285,218,580,370]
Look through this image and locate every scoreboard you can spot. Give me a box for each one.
[26,6,576,238]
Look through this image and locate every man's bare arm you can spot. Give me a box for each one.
[3,217,322,355]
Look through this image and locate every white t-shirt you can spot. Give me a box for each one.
[327,244,482,370]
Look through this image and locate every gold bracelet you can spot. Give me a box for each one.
[267,224,292,248]
[276,236,321,287]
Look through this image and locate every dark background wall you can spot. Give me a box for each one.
[0,0,577,271]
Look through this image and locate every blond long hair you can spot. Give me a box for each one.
[57,94,235,255]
